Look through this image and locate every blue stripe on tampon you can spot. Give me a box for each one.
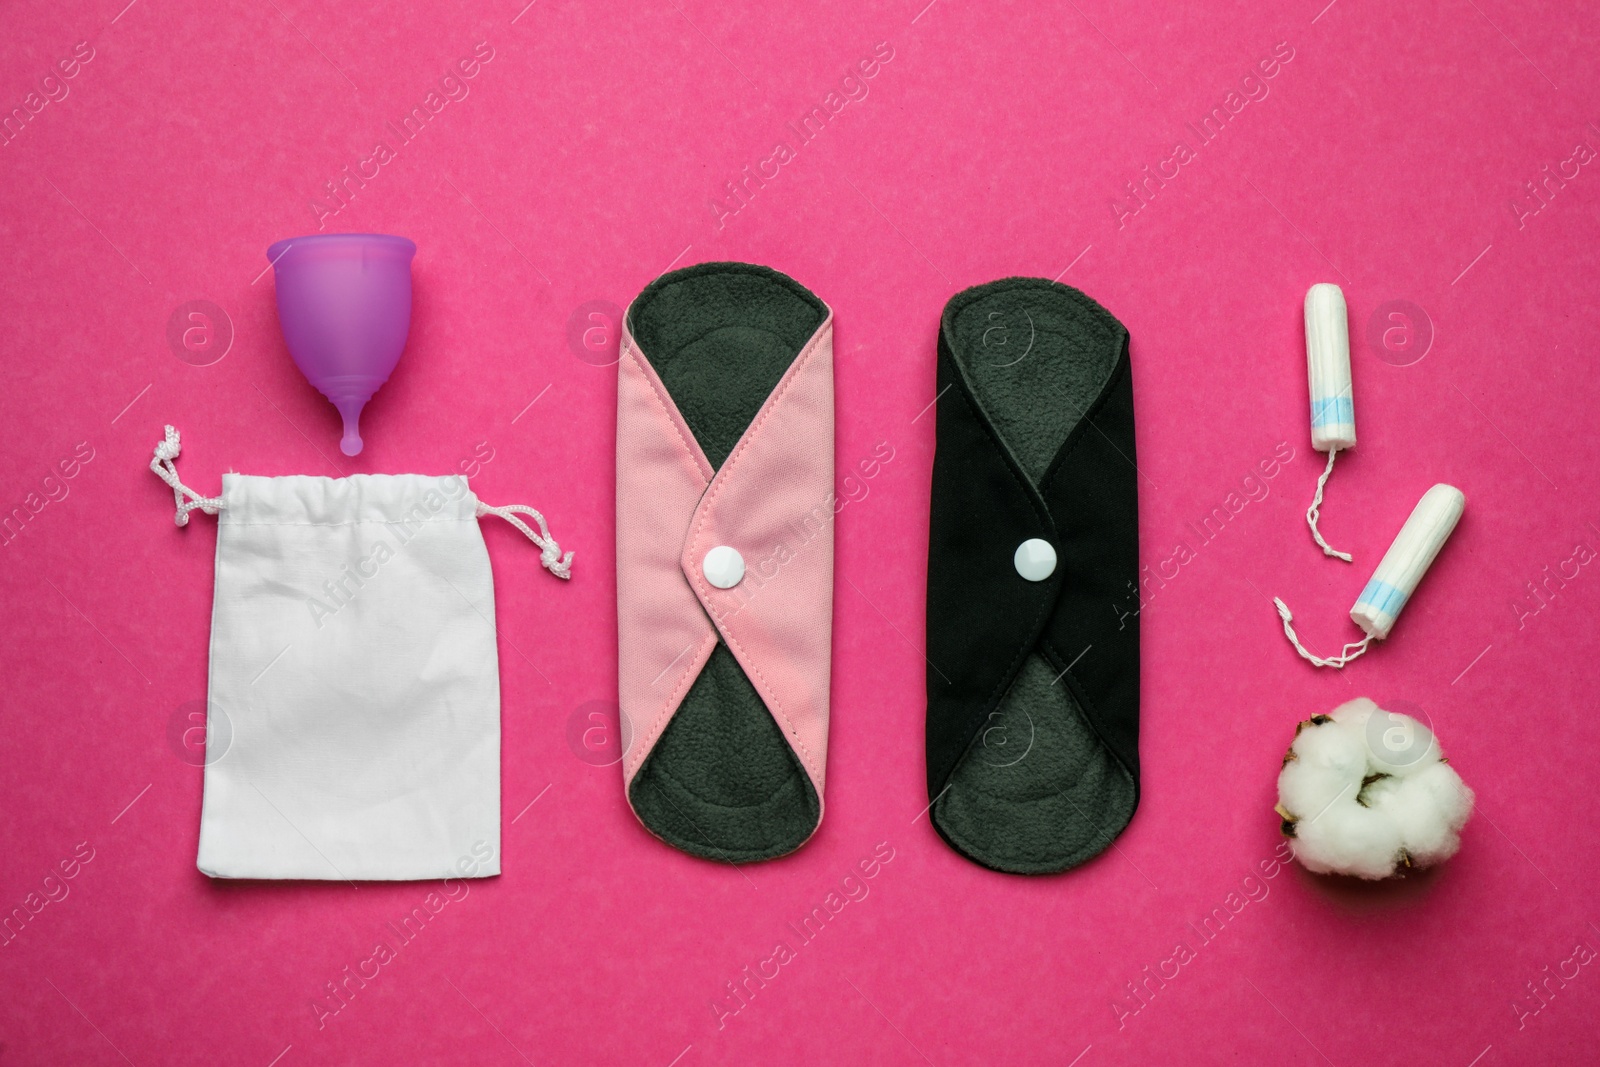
[1355,578,1407,618]
[1311,396,1354,428]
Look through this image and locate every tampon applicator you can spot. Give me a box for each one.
[1274,484,1465,668]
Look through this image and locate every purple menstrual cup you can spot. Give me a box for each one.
[267,233,416,456]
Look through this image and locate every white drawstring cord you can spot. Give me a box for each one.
[476,501,573,579]
[1305,449,1352,562]
[150,426,224,526]
[1273,596,1370,668]
[152,426,571,580]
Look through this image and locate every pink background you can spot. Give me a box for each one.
[3,0,1598,1064]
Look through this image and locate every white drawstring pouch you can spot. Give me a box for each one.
[150,426,572,881]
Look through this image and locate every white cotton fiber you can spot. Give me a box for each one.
[1275,698,1474,879]
[1277,759,1350,819]
[1331,698,1438,777]
[1292,801,1406,880]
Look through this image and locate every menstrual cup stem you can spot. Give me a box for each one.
[336,399,366,456]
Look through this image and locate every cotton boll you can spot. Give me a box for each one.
[1330,697,1439,777]
[1289,712,1368,775]
[1292,802,1404,880]
[1363,776,1452,864]
[1408,761,1475,832]
[1327,697,1379,738]
[1276,700,1472,879]
[1365,715,1439,778]
[1278,713,1368,820]
[1366,763,1475,866]
[1278,754,1354,818]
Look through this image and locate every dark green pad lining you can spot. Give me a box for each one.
[628,645,822,863]
[627,263,826,863]
[948,292,1119,476]
[628,263,828,471]
[934,283,1137,874]
[937,653,1135,874]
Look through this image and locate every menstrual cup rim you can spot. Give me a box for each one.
[267,233,417,263]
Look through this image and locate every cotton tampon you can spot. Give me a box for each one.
[1274,484,1466,668]
[1349,484,1465,640]
[1306,283,1356,452]
[1304,283,1355,562]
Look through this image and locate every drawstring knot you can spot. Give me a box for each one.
[540,542,572,580]
[153,426,182,463]
[150,426,224,526]
[476,501,573,580]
